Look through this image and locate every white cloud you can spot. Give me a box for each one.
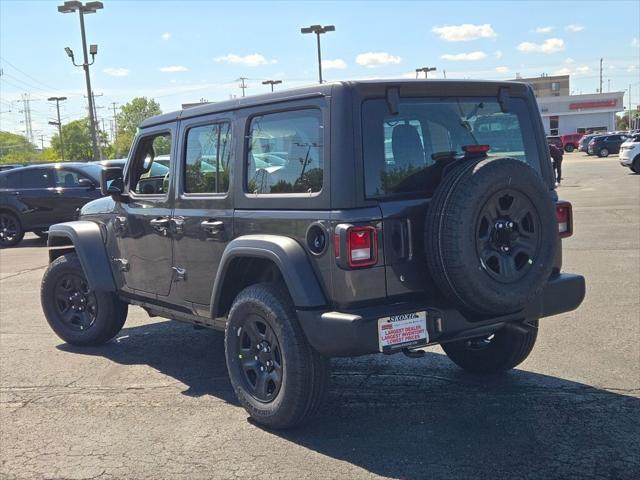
[565,24,584,32]
[159,65,188,73]
[103,67,129,77]
[161,32,171,41]
[215,53,276,66]
[440,51,487,61]
[554,67,572,75]
[574,65,592,75]
[517,38,565,54]
[322,58,347,70]
[632,38,639,48]
[535,26,553,34]
[355,52,401,68]
[495,66,510,74]
[564,57,575,64]
[432,23,496,42]
[628,65,637,72]
[494,50,503,59]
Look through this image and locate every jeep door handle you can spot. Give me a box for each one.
[150,217,171,235]
[200,219,224,234]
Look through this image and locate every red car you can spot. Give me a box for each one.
[560,133,584,152]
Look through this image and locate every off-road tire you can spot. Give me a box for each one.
[424,158,558,315]
[631,156,640,174]
[564,144,574,153]
[441,320,539,373]
[598,148,609,157]
[0,212,24,248]
[41,253,128,346]
[225,283,330,429]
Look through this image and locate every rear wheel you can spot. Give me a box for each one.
[598,148,609,157]
[0,212,24,248]
[41,253,128,345]
[564,144,574,153]
[442,320,538,373]
[225,283,330,429]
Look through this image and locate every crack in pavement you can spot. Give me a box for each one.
[0,264,47,281]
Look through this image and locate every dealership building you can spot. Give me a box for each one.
[515,74,624,136]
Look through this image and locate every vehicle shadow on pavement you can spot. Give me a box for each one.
[59,320,640,479]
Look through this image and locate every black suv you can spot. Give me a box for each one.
[0,163,103,247]
[40,81,585,429]
[587,134,628,157]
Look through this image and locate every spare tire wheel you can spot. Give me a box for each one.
[424,157,557,315]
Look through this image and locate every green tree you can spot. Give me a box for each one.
[616,111,640,130]
[0,131,37,164]
[51,118,94,161]
[113,97,162,158]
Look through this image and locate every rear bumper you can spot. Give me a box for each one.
[297,273,585,357]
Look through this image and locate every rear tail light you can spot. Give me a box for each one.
[556,201,573,238]
[347,226,378,267]
[462,144,490,153]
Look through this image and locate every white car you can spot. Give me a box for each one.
[619,134,640,173]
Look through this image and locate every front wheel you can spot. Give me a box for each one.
[564,144,574,153]
[598,148,609,157]
[441,320,538,373]
[225,283,330,429]
[0,212,24,248]
[631,156,640,174]
[41,253,128,346]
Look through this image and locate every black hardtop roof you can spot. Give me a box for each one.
[139,79,532,129]
[0,161,95,174]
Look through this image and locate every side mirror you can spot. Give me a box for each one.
[101,166,126,199]
[78,177,96,190]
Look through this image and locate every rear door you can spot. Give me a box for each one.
[11,168,58,229]
[361,95,545,299]
[171,115,234,309]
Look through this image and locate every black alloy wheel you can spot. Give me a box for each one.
[0,213,22,247]
[53,272,98,332]
[476,190,541,283]
[235,314,283,402]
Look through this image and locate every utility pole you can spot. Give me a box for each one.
[58,1,103,161]
[20,93,34,145]
[111,102,118,141]
[599,58,603,94]
[629,84,632,130]
[238,77,248,97]
[262,80,282,92]
[443,70,447,79]
[301,24,335,84]
[39,134,45,150]
[47,96,67,160]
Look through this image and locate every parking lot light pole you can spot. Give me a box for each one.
[415,67,437,79]
[47,96,67,160]
[300,24,335,84]
[262,80,282,92]
[58,1,103,161]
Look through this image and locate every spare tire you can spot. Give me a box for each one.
[424,157,558,315]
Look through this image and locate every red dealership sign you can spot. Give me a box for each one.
[569,99,617,110]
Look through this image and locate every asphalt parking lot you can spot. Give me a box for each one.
[1,152,638,480]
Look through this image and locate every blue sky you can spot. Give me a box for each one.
[1,0,639,146]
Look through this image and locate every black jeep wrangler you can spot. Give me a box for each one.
[40,81,585,429]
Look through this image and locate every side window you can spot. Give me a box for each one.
[246,109,323,194]
[54,169,89,188]
[130,132,172,195]
[20,169,53,189]
[184,122,231,194]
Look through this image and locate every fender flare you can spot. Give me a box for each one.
[210,235,326,316]
[47,221,116,292]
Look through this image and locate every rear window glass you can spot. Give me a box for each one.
[246,109,323,194]
[362,97,539,198]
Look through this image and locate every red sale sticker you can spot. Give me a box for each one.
[378,311,428,353]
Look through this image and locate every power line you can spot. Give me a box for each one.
[0,56,75,96]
